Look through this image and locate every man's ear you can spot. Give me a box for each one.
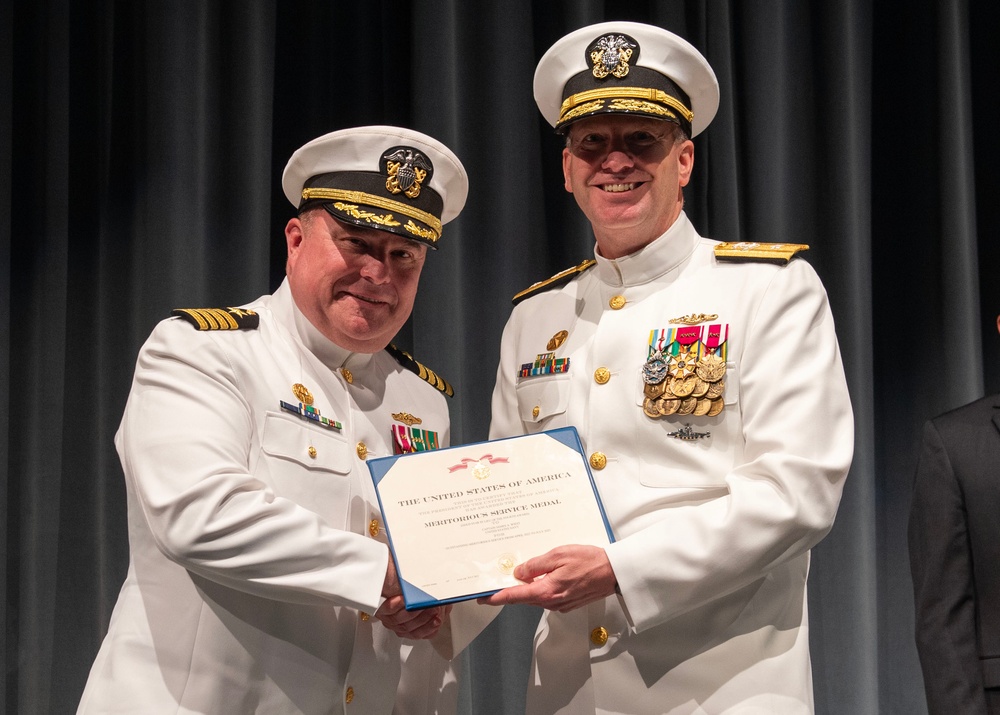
[285,217,305,269]
[677,140,695,188]
[562,148,574,194]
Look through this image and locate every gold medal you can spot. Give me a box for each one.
[668,349,697,379]
[669,374,697,398]
[707,398,724,416]
[706,379,725,400]
[692,378,709,398]
[643,397,661,418]
[694,398,712,416]
[658,398,680,416]
[678,397,698,415]
[696,353,726,383]
[644,380,666,400]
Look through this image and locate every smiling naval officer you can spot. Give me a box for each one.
[78,126,477,715]
[483,22,854,715]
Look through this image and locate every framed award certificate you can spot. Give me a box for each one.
[367,427,614,610]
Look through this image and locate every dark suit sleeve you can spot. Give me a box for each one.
[908,419,988,715]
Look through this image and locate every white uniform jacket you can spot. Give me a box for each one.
[490,213,854,715]
[79,279,458,715]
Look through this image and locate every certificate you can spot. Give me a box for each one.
[367,427,614,609]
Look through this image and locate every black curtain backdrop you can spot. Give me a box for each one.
[4,1,1000,713]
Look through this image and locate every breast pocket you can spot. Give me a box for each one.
[257,412,353,528]
[515,374,570,431]
[631,363,741,489]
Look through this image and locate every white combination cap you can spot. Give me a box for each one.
[282,125,469,247]
[533,21,719,138]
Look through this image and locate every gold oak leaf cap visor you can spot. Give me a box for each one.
[533,21,720,138]
[281,125,469,248]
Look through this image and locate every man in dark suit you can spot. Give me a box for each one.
[909,315,1000,715]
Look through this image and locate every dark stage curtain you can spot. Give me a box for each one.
[5,1,1000,713]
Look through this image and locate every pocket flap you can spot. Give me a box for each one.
[260,412,352,474]
[515,375,570,423]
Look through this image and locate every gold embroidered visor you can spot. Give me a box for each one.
[301,186,443,245]
[557,86,694,132]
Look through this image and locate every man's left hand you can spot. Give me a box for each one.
[375,596,450,640]
[477,545,617,612]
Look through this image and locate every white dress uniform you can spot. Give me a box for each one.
[489,212,854,714]
[78,279,458,714]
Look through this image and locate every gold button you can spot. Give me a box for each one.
[589,452,607,470]
[532,405,540,418]
[369,519,381,538]
[359,611,370,621]
[356,442,368,460]
[594,367,611,384]
[590,626,609,646]
[609,295,626,310]
[345,686,354,703]
[307,446,317,459]
[341,368,354,384]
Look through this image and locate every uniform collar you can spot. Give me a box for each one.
[271,279,375,372]
[593,211,700,287]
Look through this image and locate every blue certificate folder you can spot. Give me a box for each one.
[367,426,615,610]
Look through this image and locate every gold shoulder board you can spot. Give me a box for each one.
[511,259,597,306]
[171,307,260,330]
[714,242,809,265]
[385,343,454,398]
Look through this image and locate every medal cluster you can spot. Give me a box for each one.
[641,346,726,419]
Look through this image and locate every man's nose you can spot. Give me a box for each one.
[359,254,391,283]
[601,147,635,173]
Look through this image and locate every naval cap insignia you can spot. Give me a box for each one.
[382,146,433,199]
[590,33,638,79]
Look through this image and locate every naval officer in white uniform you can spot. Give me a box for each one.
[78,126,473,714]
[483,22,854,714]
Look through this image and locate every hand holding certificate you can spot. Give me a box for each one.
[367,427,614,609]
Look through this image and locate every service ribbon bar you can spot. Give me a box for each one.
[280,401,343,431]
[392,424,441,454]
[519,354,571,378]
